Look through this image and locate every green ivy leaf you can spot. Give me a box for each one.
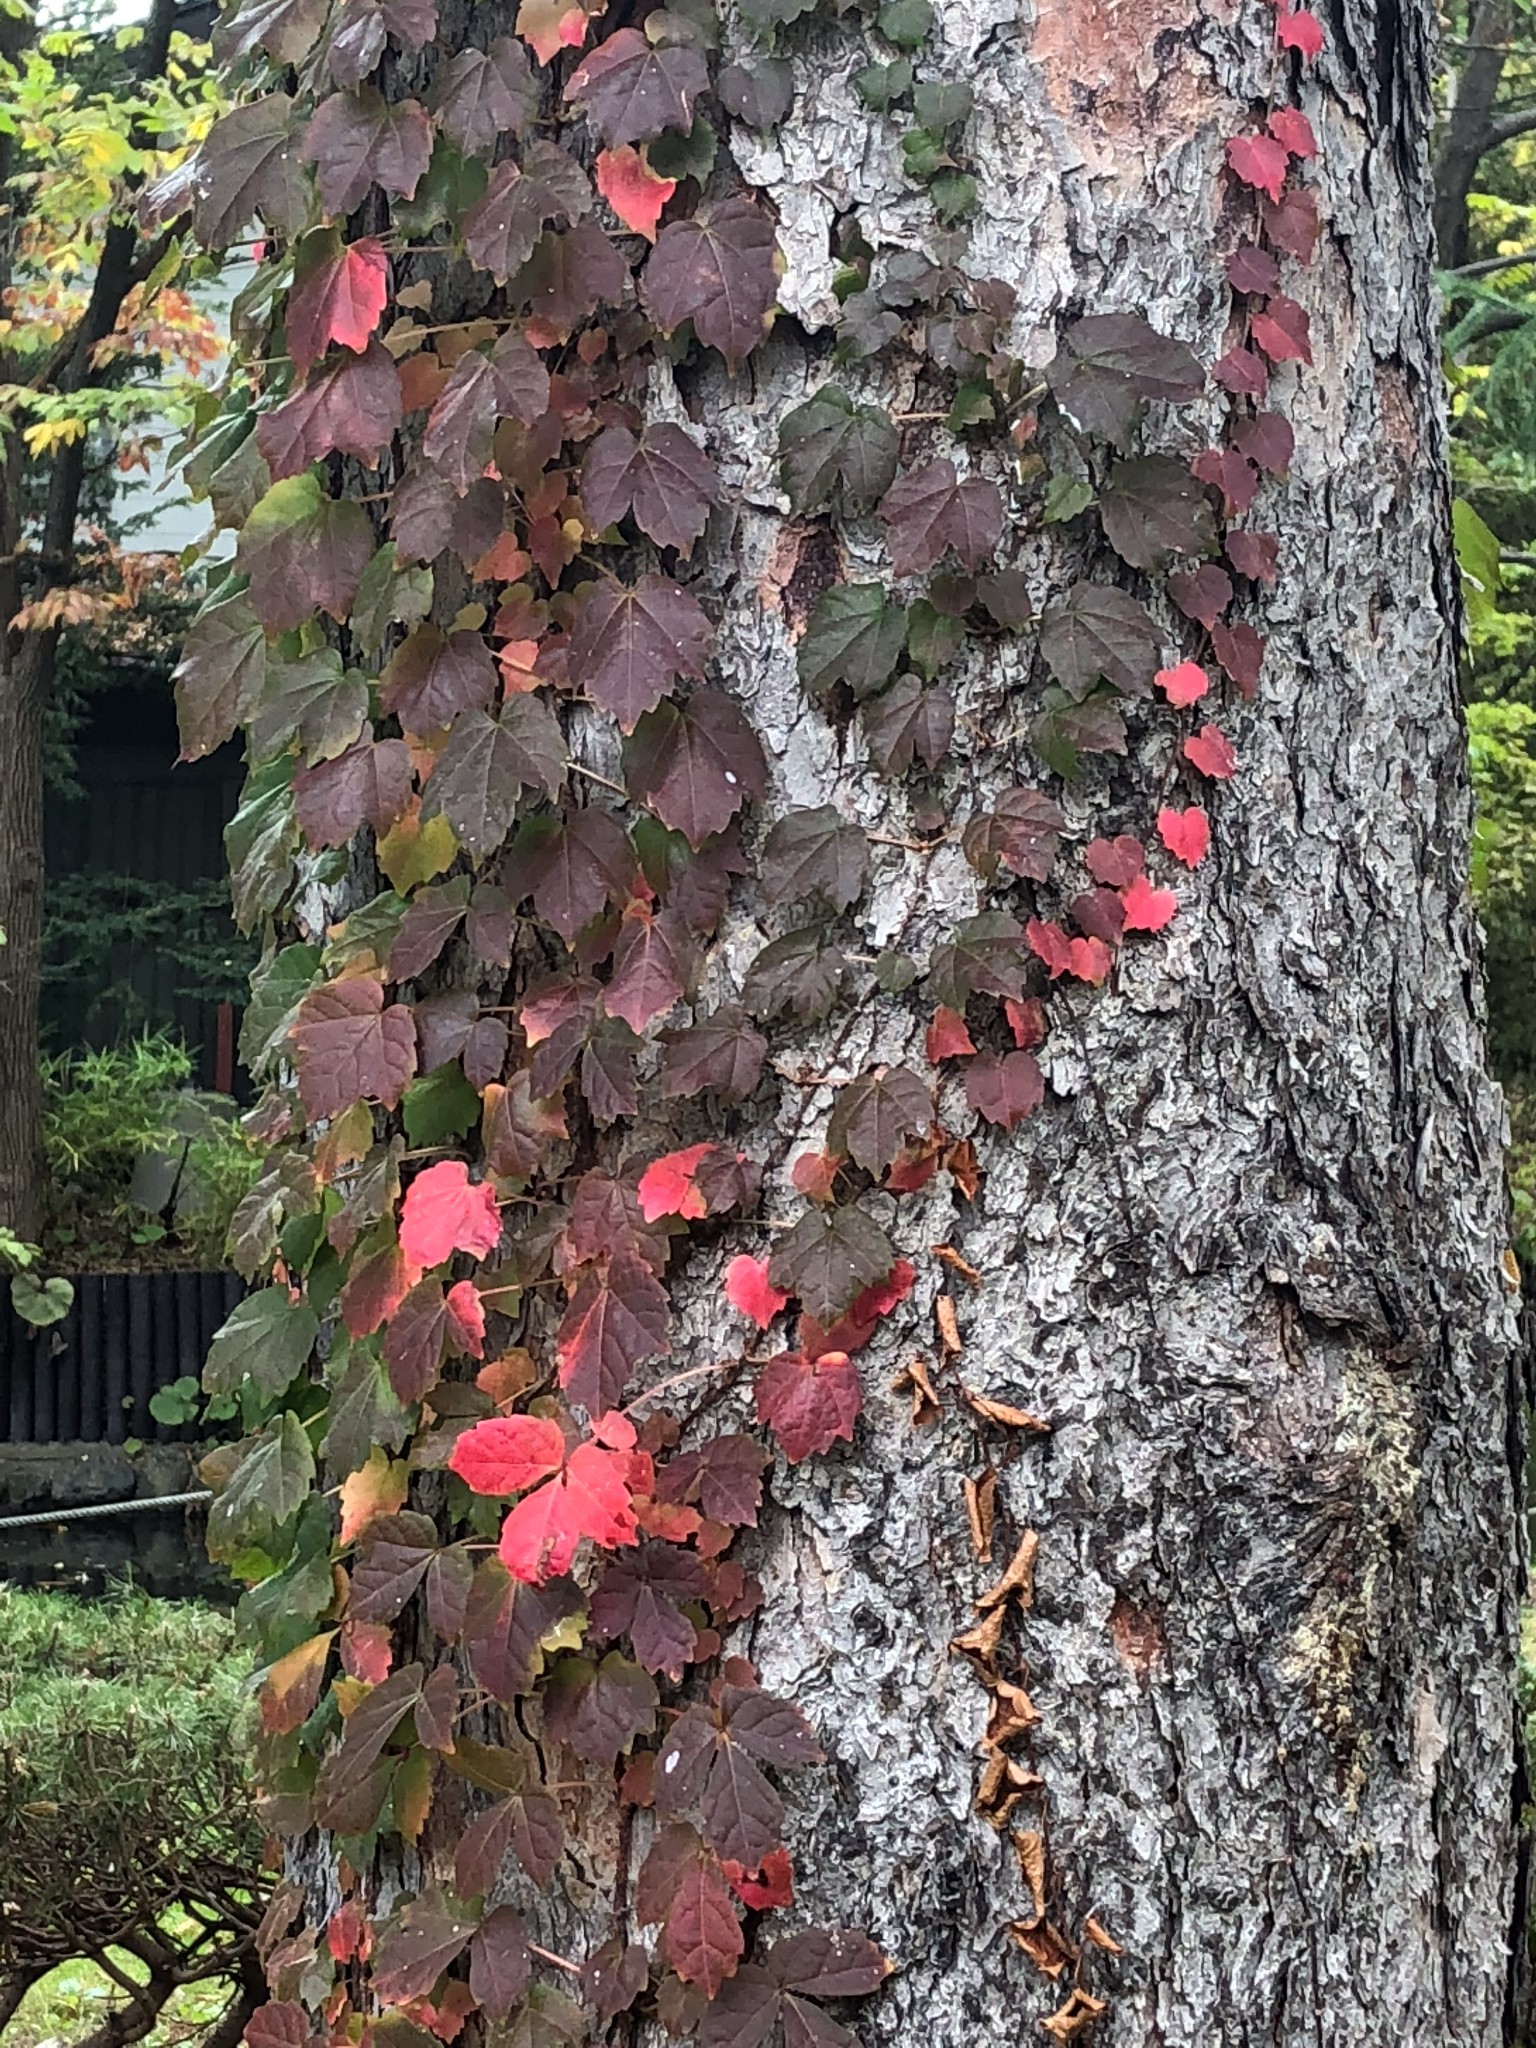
[798,583,907,702]
[205,1286,320,1399]
[876,0,934,47]
[855,59,911,111]
[404,1063,483,1147]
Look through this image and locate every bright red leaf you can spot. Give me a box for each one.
[595,144,676,241]
[445,1279,486,1357]
[287,236,389,373]
[1251,295,1312,365]
[400,1160,502,1271]
[925,1006,976,1062]
[754,1349,861,1462]
[725,1255,789,1330]
[1027,920,1111,984]
[1277,5,1323,56]
[1120,872,1178,933]
[1157,805,1211,868]
[499,1433,642,1582]
[1155,660,1209,708]
[449,1413,567,1495]
[1183,723,1238,779]
[1268,106,1316,158]
[638,1143,714,1222]
[724,1848,794,1911]
[1005,996,1047,1048]
[1226,132,1289,205]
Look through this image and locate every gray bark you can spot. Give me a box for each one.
[673,0,1525,2042]
[292,0,1526,2040]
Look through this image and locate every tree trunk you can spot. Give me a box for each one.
[234,0,1525,2038]
[1432,0,1515,269]
[671,5,1525,2039]
[0,0,180,1238]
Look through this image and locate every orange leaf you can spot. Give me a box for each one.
[596,145,677,241]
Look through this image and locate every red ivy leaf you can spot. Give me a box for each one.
[1262,185,1321,262]
[754,1349,861,1461]
[1120,871,1178,932]
[1251,294,1312,364]
[1225,241,1281,295]
[925,1006,976,1062]
[1211,619,1266,696]
[1157,805,1211,868]
[1227,531,1279,583]
[1167,562,1233,629]
[569,574,714,732]
[666,1857,744,1997]
[1084,834,1143,887]
[583,422,720,555]
[623,690,768,848]
[596,144,676,240]
[1026,918,1111,984]
[1231,410,1295,474]
[725,1254,789,1330]
[449,1414,568,1496]
[564,27,709,146]
[1191,447,1260,516]
[1226,131,1289,204]
[724,1847,794,1911]
[301,88,434,219]
[879,456,1003,575]
[1268,105,1317,158]
[400,1160,502,1270]
[964,1050,1044,1131]
[556,1251,671,1414]
[498,1428,643,1582]
[1154,660,1208,708]
[643,195,781,369]
[1211,346,1268,398]
[292,977,416,1121]
[1183,723,1238,780]
[294,735,414,850]
[1277,5,1323,57]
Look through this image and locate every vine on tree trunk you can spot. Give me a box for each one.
[166,0,1325,2035]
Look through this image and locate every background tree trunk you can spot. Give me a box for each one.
[271,0,1526,2040]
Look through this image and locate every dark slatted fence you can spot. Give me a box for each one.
[1,1272,244,1445]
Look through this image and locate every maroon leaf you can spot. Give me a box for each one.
[469,1906,532,2018]
[643,195,780,367]
[1047,310,1204,447]
[964,1049,1044,1130]
[314,1662,423,1823]
[561,1166,670,1273]
[390,465,505,567]
[380,624,497,736]
[1190,447,1260,516]
[371,1890,476,2005]
[214,0,328,68]
[1250,292,1312,364]
[1166,562,1233,629]
[761,806,867,911]
[326,0,436,82]
[623,689,767,847]
[583,422,720,554]
[291,978,416,1120]
[511,219,628,339]
[542,1651,658,1765]
[1230,409,1294,475]
[1038,582,1160,700]
[659,1005,768,1102]
[381,1280,452,1404]
[1225,241,1280,294]
[698,1932,888,2048]
[581,1938,650,2024]
[350,1511,437,1622]
[1261,185,1321,262]
[431,38,536,155]
[173,596,266,762]
[570,574,714,731]
[666,1857,744,1997]
[192,94,308,248]
[654,1433,770,1526]
[256,341,402,478]
[564,28,710,145]
[301,88,433,217]
[1098,454,1217,570]
[1212,345,1268,397]
[462,140,592,281]
[427,698,568,858]
[389,877,470,981]
[507,807,636,941]
[754,1348,861,1463]
[879,456,1003,574]
[861,674,954,775]
[961,787,1066,884]
[1071,885,1126,945]
[1226,530,1279,583]
[294,736,414,850]
[605,906,695,1030]
[238,478,375,634]
[557,1250,671,1414]
[243,2004,313,2048]
[1211,619,1265,697]
[285,233,389,373]
[590,1543,709,1679]
[464,1558,583,1701]
[827,1066,931,1173]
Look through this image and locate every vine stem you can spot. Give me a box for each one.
[527,1944,582,1978]
[621,1358,743,1413]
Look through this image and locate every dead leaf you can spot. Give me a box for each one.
[1041,1988,1108,2041]
[1013,1827,1046,1917]
[1082,1915,1122,1956]
[935,1293,962,1355]
[963,1469,996,1559]
[983,1677,1039,1750]
[892,1355,941,1426]
[950,1604,1006,1667]
[931,1243,981,1287]
[476,1348,539,1405]
[1008,1917,1076,1981]
[961,1384,1051,1433]
[945,1136,981,1199]
[974,1752,1043,1827]
[977,1528,1039,1614]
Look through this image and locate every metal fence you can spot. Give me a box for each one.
[1,1271,243,1445]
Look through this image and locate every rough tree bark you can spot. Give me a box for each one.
[277,0,1525,2041]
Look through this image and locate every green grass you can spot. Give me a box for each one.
[6,1929,241,2048]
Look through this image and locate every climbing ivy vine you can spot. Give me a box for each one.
[170,0,1326,2035]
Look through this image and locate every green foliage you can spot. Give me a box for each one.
[40,1032,258,1269]
[0,1587,264,2031]
[43,870,256,1040]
